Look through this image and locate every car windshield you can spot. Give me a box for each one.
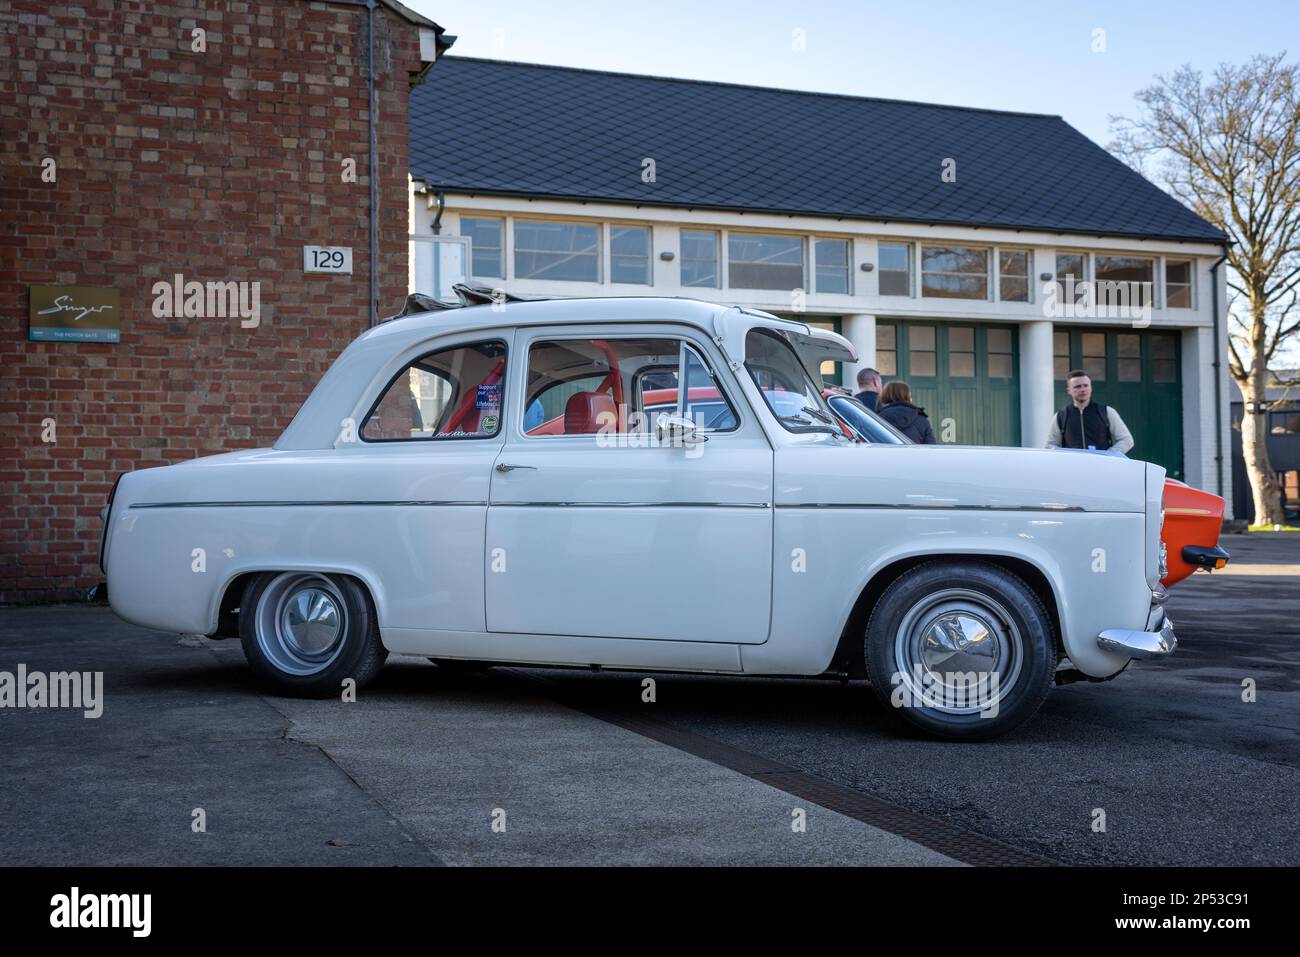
[743,328,838,433]
[827,394,908,444]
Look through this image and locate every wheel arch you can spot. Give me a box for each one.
[829,552,1065,676]
[209,566,384,639]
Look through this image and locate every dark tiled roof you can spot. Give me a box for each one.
[410,57,1226,244]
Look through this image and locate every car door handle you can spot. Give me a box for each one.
[495,463,537,473]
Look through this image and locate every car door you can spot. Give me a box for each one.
[356,331,511,633]
[485,324,774,644]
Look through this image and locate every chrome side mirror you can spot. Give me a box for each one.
[655,413,708,448]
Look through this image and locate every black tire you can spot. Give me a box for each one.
[239,571,387,697]
[427,658,493,673]
[863,560,1055,741]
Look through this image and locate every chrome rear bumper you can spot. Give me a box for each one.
[1097,591,1178,659]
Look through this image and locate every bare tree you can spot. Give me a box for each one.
[1111,53,1300,526]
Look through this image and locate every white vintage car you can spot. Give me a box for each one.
[103,292,1175,739]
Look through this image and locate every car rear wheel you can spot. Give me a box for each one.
[239,572,386,697]
[863,560,1056,740]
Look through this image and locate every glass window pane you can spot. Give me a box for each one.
[879,243,909,272]
[988,328,1012,354]
[911,326,935,350]
[910,352,936,376]
[1053,356,1070,380]
[1118,358,1142,381]
[1117,333,1140,357]
[1153,359,1176,383]
[528,338,677,435]
[1166,260,1192,308]
[364,340,506,441]
[990,354,1014,378]
[877,324,896,351]
[999,277,1028,302]
[728,234,804,290]
[743,328,837,433]
[1053,331,1068,357]
[878,242,910,296]
[815,238,850,294]
[950,352,975,377]
[514,221,600,282]
[1056,253,1087,303]
[878,350,896,376]
[1152,335,1176,359]
[949,326,974,351]
[999,250,1029,276]
[921,245,989,300]
[1095,255,1154,309]
[610,225,651,285]
[680,229,719,288]
[1082,332,1106,358]
[461,217,503,279]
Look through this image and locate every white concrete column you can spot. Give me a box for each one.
[841,313,877,390]
[1019,319,1055,447]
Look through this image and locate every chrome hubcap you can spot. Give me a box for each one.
[255,574,348,676]
[894,588,1022,715]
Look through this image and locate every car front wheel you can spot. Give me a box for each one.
[863,560,1056,740]
[239,571,387,697]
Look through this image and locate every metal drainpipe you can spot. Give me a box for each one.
[366,0,378,327]
[1210,245,1229,498]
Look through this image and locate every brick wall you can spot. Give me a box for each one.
[0,0,431,601]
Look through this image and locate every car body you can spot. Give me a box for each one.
[103,296,1178,739]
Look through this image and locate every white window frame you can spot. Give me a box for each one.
[512,217,604,284]
[994,246,1033,304]
[607,222,654,287]
[877,239,915,298]
[725,230,807,292]
[680,227,722,290]
[458,215,505,280]
[1094,252,1157,310]
[1163,257,1195,310]
[813,236,853,296]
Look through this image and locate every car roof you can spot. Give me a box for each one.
[276,296,852,450]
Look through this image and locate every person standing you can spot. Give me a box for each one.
[1045,369,1134,453]
[876,380,937,443]
[854,367,882,411]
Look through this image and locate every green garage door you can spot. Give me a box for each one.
[877,320,1020,446]
[1053,328,1183,479]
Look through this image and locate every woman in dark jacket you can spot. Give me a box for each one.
[876,380,937,444]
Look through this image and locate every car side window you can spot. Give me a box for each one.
[523,336,738,436]
[362,340,506,441]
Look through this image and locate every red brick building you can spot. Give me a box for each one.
[0,1,452,601]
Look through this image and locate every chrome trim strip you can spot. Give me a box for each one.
[491,501,771,508]
[774,503,1086,512]
[132,500,1085,512]
[130,500,486,509]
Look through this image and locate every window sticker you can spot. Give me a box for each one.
[476,383,502,410]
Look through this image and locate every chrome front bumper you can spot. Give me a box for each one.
[1096,586,1178,659]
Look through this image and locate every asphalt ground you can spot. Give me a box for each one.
[1,532,1296,866]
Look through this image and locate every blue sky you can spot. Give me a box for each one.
[408,0,1297,148]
